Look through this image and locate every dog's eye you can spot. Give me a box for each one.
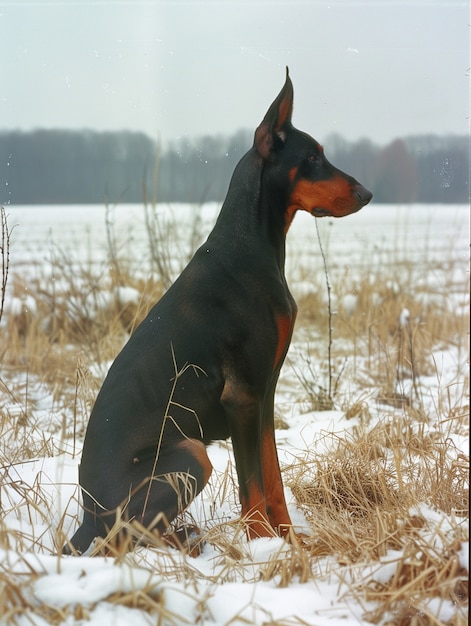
[307,153,319,163]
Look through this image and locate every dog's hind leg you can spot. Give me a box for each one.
[63,515,101,555]
[65,438,213,554]
[131,437,213,537]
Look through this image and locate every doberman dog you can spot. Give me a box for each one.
[64,68,372,555]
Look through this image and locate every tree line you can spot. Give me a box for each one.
[0,129,468,205]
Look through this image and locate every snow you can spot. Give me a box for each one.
[4,542,368,625]
[458,542,469,571]
[1,202,469,625]
[33,560,160,606]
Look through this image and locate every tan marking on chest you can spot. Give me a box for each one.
[274,314,293,371]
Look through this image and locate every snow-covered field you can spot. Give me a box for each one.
[0,202,469,625]
[6,202,469,276]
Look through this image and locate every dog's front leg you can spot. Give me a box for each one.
[260,389,293,537]
[221,381,275,539]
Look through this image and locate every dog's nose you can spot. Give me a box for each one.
[353,185,373,206]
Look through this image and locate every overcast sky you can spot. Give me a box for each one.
[1,0,469,146]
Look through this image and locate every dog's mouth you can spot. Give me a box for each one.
[291,182,372,220]
[311,207,330,217]
[311,191,372,218]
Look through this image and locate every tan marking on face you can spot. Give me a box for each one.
[289,175,361,218]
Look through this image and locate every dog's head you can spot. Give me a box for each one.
[254,68,372,230]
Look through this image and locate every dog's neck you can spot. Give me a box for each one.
[208,148,289,272]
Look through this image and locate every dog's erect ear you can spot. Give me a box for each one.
[255,67,293,160]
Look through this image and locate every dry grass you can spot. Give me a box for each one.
[280,420,467,626]
[287,417,468,614]
[0,205,468,625]
[295,258,468,414]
